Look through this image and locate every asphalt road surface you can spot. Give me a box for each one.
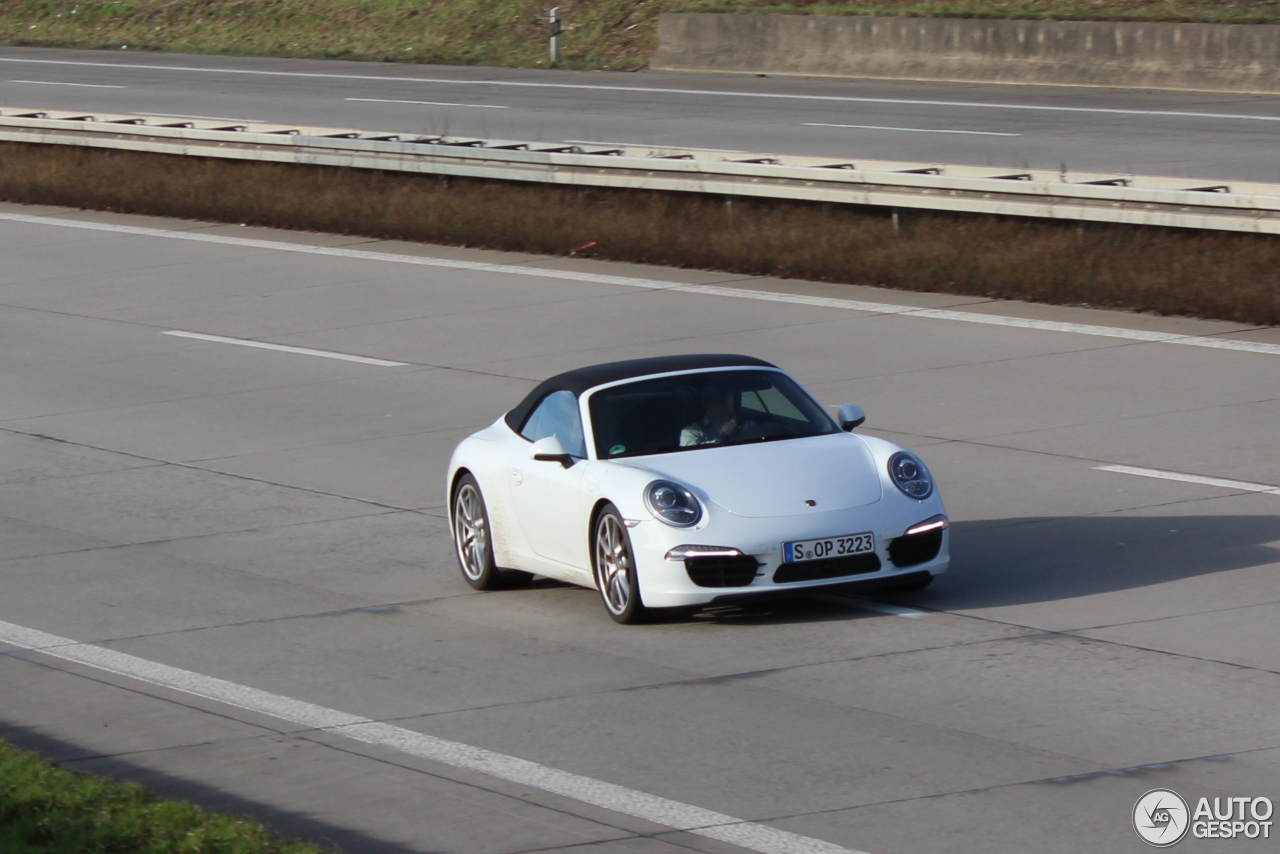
[0,200,1277,854]
[2,46,1280,182]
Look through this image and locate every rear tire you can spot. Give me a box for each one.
[452,474,532,591]
[592,506,650,624]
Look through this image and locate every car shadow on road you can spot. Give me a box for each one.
[895,513,1280,610]
[685,512,1280,625]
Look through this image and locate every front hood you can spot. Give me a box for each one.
[625,432,883,518]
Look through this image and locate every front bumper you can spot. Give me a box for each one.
[627,503,950,609]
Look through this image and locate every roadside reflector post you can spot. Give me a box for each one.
[549,7,562,65]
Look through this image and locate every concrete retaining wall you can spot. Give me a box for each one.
[651,13,1280,94]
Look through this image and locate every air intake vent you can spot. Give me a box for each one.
[685,555,761,588]
[888,530,944,568]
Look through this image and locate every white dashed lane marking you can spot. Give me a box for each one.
[8,79,126,88]
[803,122,1020,137]
[162,330,409,367]
[816,595,928,618]
[144,111,263,122]
[1095,465,1280,495]
[4,56,1280,124]
[346,97,509,109]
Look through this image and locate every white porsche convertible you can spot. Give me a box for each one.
[447,355,949,623]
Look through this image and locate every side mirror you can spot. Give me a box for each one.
[530,435,575,467]
[836,403,866,431]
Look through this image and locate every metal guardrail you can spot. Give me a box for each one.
[2,107,1279,234]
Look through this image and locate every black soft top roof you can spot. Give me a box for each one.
[504,354,777,431]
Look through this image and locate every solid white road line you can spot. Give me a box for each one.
[162,330,408,367]
[4,211,1279,358]
[0,618,868,854]
[3,56,1280,124]
[1094,465,1280,495]
[346,97,509,109]
[804,122,1020,137]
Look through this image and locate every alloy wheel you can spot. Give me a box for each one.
[595,513,631,615]
[454,482,488,581]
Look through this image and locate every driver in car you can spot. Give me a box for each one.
[680,381,756,446]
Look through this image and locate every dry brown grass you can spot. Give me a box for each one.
[2,141,1277,326]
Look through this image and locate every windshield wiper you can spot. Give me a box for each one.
[605,431,827,458]
[723,432,824,447]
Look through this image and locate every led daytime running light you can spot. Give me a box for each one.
[665,545,743,561]
[905,515,948,536]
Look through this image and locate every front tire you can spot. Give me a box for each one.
[452,474,531,591]
[592,506,650,624]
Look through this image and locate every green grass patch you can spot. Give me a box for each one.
[0,0,666,70]
[3,0,1279,73]
[0,739,334,854]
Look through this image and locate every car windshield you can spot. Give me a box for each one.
[589,369,838,459]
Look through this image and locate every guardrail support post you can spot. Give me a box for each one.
[549,8,562,65]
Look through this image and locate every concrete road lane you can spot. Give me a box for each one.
[0,201,1278,854]
[2,46,1280,181]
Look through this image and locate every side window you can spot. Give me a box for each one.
[520,390,586,457]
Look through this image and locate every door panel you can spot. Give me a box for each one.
[508,389,592,573]
[511,458,590,570]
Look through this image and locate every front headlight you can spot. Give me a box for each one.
[888,451,934,500]
[644,480,702,527]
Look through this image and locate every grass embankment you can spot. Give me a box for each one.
[0,739,332,854]
[2,141,1276,326]
[2,0,1280,71]
[0,0,663,69]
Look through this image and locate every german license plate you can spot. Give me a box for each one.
[783,532,875,563]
